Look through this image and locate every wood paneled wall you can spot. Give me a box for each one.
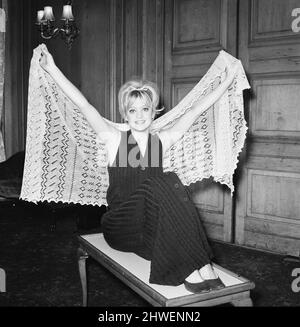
[236,0,300,256]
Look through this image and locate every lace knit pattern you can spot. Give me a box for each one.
[20,45,109,206]
[151,50,250,195]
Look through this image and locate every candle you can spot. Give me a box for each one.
[36,10,44,24]
[43,6,55,21]
[61,5,74,21]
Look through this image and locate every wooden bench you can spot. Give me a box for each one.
[77,233,255,307]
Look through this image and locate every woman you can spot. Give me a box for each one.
[39,46,238,293]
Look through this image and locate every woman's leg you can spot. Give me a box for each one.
[102,171,222,289]
[140,172,215,286]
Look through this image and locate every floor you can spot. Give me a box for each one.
[0,199,299,307]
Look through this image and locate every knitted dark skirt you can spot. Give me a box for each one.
[101,172,213,286]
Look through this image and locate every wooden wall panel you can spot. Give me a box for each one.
[107,0,124,123]
[250,0,300,44]
[171,79,198,108]
[123,0,143,82]
[250,78,300,137]
[173,0,221,50]
[236,0,300,255]
[248,170,300,222]
[140,0,164,90]
[74,0,110,118]
[189,179,225,214]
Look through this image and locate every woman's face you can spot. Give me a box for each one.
[125,97,154,132]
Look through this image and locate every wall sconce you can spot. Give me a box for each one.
[36,2,79,50]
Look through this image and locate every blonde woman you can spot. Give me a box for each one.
[39,47,238,293]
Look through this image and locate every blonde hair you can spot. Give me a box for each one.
[118,79,163,120]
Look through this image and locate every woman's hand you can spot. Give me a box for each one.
[39,45,56,74]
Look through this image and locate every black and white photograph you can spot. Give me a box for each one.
[0,0,300,316]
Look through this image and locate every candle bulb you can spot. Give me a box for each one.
[43,6,55,21]
[61,5,74,21]
[36,10,44,24]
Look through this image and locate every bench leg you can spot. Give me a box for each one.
[77,247,89,306]
[231,297,253,307]
[0,268,5,292]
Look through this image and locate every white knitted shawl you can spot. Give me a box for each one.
[20,44,250,206]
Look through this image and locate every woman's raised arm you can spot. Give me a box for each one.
[159,62,240,151]
[39,45,118,143]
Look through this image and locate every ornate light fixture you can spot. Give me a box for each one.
[36,1,79,50]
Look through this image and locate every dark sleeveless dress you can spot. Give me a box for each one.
[101,130,213,286]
